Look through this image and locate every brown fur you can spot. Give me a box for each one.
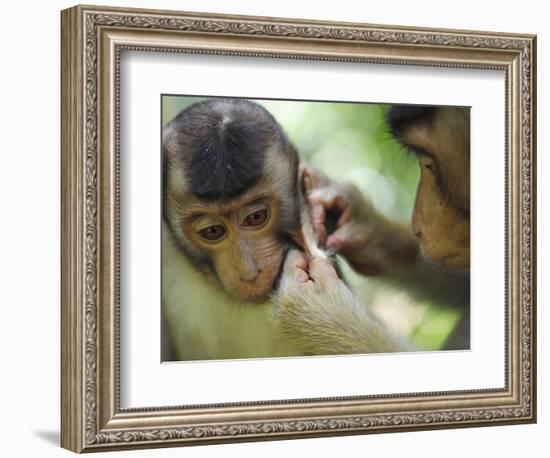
[272,251,414,354]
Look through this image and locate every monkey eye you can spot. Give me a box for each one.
[198,224,226,242]
[418,155,437,174]
[242,209,269,228]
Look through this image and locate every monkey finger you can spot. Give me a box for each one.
[309,189,343,242]
[284,248,308,269]
[283,249,311,284]
[310,204,327,244]
[334,196,353,227]
[308,188,335,207]
[326,224,362,252]
[311,200,326,224]
[326,233,345,251]
[309,256,341,284]
[295,268,311,284]
[309,189,351,221]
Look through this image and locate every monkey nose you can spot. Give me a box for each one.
[240,269,261,282]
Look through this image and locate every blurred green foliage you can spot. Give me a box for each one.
[162,96,461,350]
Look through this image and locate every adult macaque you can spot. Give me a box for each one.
[274,105,470,352]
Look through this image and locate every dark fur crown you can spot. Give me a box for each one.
[387,105,438,137]
[164,98,288,200]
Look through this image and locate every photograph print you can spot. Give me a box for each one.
[161,95,470,362]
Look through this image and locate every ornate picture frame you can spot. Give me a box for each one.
[61,4,536,453]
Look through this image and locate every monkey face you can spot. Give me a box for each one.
[413,159,470,271]
[162,98,301,301]
[179,190,292,302]
[392,107,470,271]
[163,157,301,303]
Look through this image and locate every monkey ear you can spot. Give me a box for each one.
[298,162,311,196]
[299,163,332,195]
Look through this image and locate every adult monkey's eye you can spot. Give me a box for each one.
[243,209,269,228]
[198,224,226,241]
[423,163,434,171]
[418,155,437,173]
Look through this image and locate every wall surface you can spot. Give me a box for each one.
[0,0,546,456]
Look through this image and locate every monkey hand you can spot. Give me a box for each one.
[271,249,414,354]
[278,249,341,288]
[304,168,419,276]
[302,165,373,248]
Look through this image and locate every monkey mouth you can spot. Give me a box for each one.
[440,254,469,272]
[421,251,469,273]
[234,259,289,304]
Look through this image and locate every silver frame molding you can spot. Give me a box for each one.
[61,4,537,453]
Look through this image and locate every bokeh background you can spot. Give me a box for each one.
[162,95,463,351]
